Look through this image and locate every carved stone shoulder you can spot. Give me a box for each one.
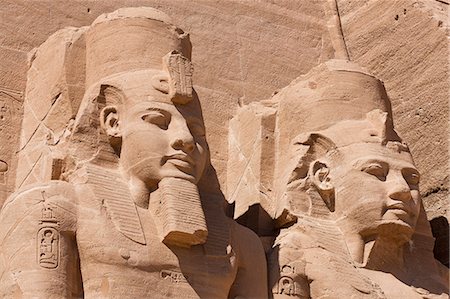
[0,181,78,236]
[272,219,387,299]
[75,164,146,245]
[0,181,81,298]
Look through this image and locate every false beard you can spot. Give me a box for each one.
[151,177,208,247]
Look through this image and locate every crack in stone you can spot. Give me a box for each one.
[423,186,449,197]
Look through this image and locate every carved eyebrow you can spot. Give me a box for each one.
[138,106,171,118]
[352,158,388,170]
[144,106,167,112]
[352,157,417,172]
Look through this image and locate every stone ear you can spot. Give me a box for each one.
[100,106,121,138]
[311,160,335,212]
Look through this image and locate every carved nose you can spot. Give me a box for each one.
[388,175,412,202]
[171,130,195,153]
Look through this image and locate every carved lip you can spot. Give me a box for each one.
[165,153,195,164]
[163,154,196,171]
[386,203,413,215]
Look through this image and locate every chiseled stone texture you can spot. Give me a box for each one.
[0,0,336,208]
[227,51,449,296]
[0,8,269,298]
[0,0,447,229]
[0,2,447,298]
[338,0,449,222]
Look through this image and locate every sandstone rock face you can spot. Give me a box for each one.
[0,7,267,298]
[339,0,449,224]
[334,0,449,268]
[0,0,447,223]
[0,0,339,208]
[0,1,448,298]
[229,59,449,298]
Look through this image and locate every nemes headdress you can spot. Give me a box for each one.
[16,7,198,189]
[227,58,400,223]
[17,7,211,248]
[66,7,201,166]
[85,6,194,104]
[71,8,208,247]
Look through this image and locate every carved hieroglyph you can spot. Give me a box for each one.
[228,60,449,298]
[0,87,21,204]
[0,7,267,298]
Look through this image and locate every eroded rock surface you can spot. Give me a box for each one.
[0,7,267,298]
[0,1,448,298]
[229,59,449,298]
[1,1,447,223]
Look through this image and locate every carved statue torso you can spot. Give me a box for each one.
[0,169,253,298]
[76,198,238,299]
[66,164,238,298]
[270,217,449,299]
[358,268,448,299]
[1,6,271,299]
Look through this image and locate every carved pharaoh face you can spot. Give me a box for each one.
[328,141,421,241]
[100,70,209,190]
[120,101,208,187]
[301,113,422,243]
[284,111,422,242]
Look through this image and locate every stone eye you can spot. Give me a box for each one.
[141,111,170,130]
[361,163,387,181]
[402,169,420,186]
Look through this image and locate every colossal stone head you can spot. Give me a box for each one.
[228,60,435,262]
[281,111,420,243]
[69,7,209,187]
[16,7,210,247]
[273,61,422,243]
[228,60,396,220]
